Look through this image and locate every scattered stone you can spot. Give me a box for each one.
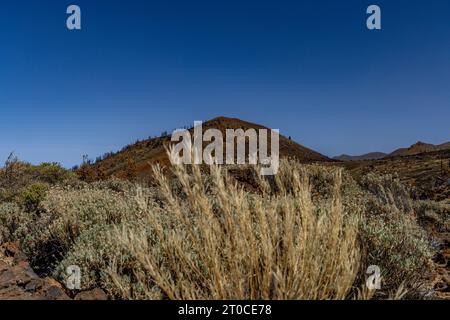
[1,242,21,257]
[0,242,76,300]
[74,288,108,300]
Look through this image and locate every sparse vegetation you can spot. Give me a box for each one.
[0,153,76,204]
[359,173,433,294]
[0,150,441,299]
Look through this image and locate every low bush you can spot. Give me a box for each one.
[21,182,48,213]
[358,174,433,295]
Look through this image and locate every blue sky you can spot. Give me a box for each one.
[0,0,449,167]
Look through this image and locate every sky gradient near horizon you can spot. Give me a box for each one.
[0,0,449,167]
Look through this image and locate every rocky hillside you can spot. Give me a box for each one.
[84,116,330,180]
[389,141,450,158]
[0,242,107,300]
[334,141,450,162]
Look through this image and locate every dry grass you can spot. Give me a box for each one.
[111,158,361,299]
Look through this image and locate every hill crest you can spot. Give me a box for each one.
[333,152,387,161]
[389,141,450,157]
[84,116,329,180]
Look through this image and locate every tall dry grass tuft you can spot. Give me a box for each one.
[113,154,361,299]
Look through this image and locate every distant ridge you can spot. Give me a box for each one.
[333,152,387,161]
[388,141,450,157]
[334,141,450,162]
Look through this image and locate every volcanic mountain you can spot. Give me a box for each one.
[334,141,450,162]
[85,116,329,180]
[388,141,450,157]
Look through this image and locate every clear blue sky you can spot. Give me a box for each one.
[0,0,449,167]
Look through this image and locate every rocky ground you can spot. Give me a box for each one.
[339,151,450,299]
[0,242,107,300]
[433,254,450,299]
[430,233,450,299]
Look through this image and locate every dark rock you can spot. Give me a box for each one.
[74,288,108,300]
[0,242,70,300]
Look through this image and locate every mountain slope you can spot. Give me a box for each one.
[389,141,450,157]
[85,116,329,180]
[336,141,450,161]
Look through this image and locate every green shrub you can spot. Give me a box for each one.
[21,183,48,212]
[0,202,31,243]
[0,154,76,204]
[20,182,150,276]
[358,173,433,295]
[55,223,162,299]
